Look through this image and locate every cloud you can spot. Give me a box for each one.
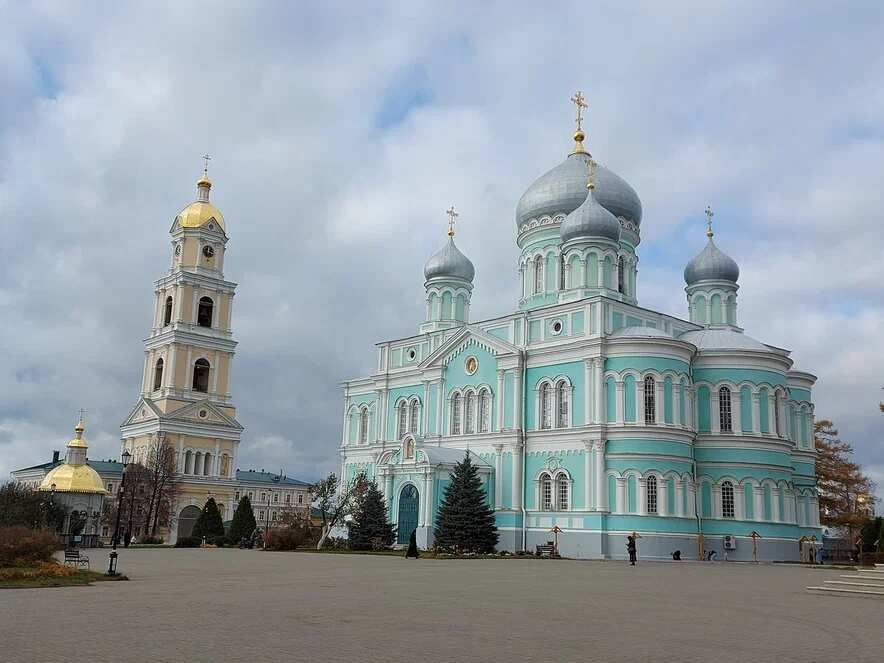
[1,2,883,508]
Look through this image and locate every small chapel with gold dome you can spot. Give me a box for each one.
[339,93,822,560]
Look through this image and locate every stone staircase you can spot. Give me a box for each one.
[807,564,884,598]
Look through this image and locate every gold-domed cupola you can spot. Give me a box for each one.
[39,419,106,494]
[175,156,226,232]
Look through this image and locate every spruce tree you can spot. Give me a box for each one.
[229,495,258,543]
[434,452,498,554]
[192,497,225,540]
[348,480,396,550]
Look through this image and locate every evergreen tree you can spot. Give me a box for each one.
[348,480,396,550]
[192,497,225,540]
[228,495,258,543]
[434,452,498,554]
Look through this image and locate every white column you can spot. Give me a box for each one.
[597,259,605,289]
[184,347,193,394]
[385,472,394,517]
[637,478,647,515]
[378,389,387,442]
[141,351,152,393]
[732,389,743,434]
[583,441,593,511]
[655,380,665,424]
[177,437,184,474]
[496,370,505,431]
[210,350,219,394]
[583,360,592,425]
[594,440,607,511]
[422,381,430,435]
[213,440,220,478]
[166,345,178,390]
[771,488,780,522]
[751,393,762,434]
[675,480,685,517]
[636,381,645,424]
[494,445,503,510]
[173,284,184,323]
[673,386,682,426]
[615,382,624,424]
[686,482,697,518]
[734,487,745,521]
[767,393,776,436]
[425,471,435,526]
[713,484,723,519]
[436,379,444,436]
[593,358,603,424]
[512,442,523,510]
[685,387,694,431]
[616,477,627,514]
[658,479,669,516]
[514,368,523,431]
[753,486,764,521]
[711,391,721,433]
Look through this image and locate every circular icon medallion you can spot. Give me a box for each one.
[465,356,478,375]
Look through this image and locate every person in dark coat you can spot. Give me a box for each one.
[405,529,419,558]
[627,535,637,566]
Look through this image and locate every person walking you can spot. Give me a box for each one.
[405,529,419,558]
[627,535,637,566]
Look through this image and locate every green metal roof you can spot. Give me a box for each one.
[235,469,310,486]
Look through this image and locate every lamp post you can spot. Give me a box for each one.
[106,449,132,576]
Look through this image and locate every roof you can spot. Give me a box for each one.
[609,326,675,340]
[419,447,491,467]
[235,469,310,487]
[679,328,770,352]
[16,458,123,475]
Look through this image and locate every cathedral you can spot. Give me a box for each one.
[339,95,821,561]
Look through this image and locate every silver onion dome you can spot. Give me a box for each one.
[560,187,621,244]
[424,237,475,282]
[515,152,642,228]
[684,237,740,285]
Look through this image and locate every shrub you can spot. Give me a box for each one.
[0,561,79,580]
[264,527,309,551]
[208,535,229,547]
[136,535,163,545]
[0,527,59,566]
[174,536,201,548]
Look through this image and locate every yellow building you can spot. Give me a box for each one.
[120,166,243,540]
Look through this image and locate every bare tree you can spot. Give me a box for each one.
[142,436,180,537]
[311,473,368,549]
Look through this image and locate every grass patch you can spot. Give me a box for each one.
[0,563,129,589]
[289,547,536,560]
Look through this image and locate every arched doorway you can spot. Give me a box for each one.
[178,505,201,539]
[397,484,419,545]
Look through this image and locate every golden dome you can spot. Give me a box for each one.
[39,463,106,494]
[177,200,226,231]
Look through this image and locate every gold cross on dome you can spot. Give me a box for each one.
[446,205,459,237]
[77,408,87,425]
[571,90,588,132]
[202,153,212,175]
[705,205,714,238]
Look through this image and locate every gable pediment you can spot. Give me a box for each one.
[121,398,162,427]
[419,325,520,370]
[165,399,243,430]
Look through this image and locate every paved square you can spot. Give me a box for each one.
[1,550,881,662]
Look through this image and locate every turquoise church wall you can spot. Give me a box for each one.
[605,357,690,375]
[525,361,585,429]
[385,384,425,440]
[693,368,786,387]
[525,450,585,510]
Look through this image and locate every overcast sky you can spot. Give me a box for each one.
[1,2,882,504]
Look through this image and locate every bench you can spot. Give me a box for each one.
[535,543,558,558]
[63,548,89,569]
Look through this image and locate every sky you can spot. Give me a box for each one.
[1,2,882,505]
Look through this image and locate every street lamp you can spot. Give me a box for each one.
[106,449,132,576]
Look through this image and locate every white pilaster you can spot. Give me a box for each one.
[583,361,592,425]
[767,393,776,436]
[494,445,503,510]
[615,382,624,424]
[753,486,764,521]
[771,488,780,522]
[594,440,607,511]
[593,358,603,424]
[436,379,444,436]
[711,391,721,434]
[675,480,685,517]
[752,393,762,435]
[583,441,593,511]
[734,488,745,521]
[512,442,523,510]
[673,386,682,426]
[496,370,505,431]
[655,380,665,424]
[686,481,697,518]
[732,389,743,434]
[637,478,647,515]
[514,369,523,431]
[658,479,669,516]
[712,484,722,519]
[422,381,430,435]
[636,382,646,424]
[616,477,627,514]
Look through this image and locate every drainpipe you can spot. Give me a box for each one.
[518,341,528,553]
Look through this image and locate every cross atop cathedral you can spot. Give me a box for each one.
[77,408,87,425]
[446,205,459,237]
[202,153,212,176]
[705,205,714,238]
[570,90,588,132]
[585,157,597,191]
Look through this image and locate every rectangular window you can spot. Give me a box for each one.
[285,494,290,504]
[261,492,266,502]
[259,510,265,520]
[102,527,109,537]
[248,491,253,500]
[235,491,240,501]
[107,482,114,493]
[298,494,303,504]
[273,493,278,503]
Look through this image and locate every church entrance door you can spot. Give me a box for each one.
[397,484,419,545]
[177,505,201,539]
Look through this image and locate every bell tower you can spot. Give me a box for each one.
[121,161,242,497]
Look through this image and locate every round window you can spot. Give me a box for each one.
[199,410,208,418]
[208,223,215,230]
[407,348,416,361]
[551,320,563,335]
[465,356,478,375]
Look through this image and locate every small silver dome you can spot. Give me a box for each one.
[560,189,621,244]
[684,237,740,285]
[424,237,475,282]
[679,328,768,352]
[515,152,642,228]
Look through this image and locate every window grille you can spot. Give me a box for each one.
[541,474,553,510]
[397,402,408,440]
[719,386,733,432]
[534,257,544,294]
[451,394,462,435]
[556,381,569,428]
[478,390,489,433]
[646,475,658,514]
[465,392,476,434]
[618,258,625,294]
[540,383,553,429]
[359,409,368,444]
[409,400,420,433]
[557,475,569,510]
[722,481,735,518]
[644,376,656,424]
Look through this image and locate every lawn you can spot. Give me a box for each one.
[0,564,128,589]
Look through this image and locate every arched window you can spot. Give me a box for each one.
[163,296,173,326]
[556,380,569,428]
[559,257,566,291]
[646,475,658,514]
[534,256,544,294]
[153,358,164,391]
[719,386,733,432]
[397,402,408,440]
[774,392,781,436]
[451,394,462,435]
[197,296,214,328]
[478,389,490,433]
[540,473,553,511]
[556,474,569,511]
[465,391,476,434]
[539,383,553,430]
[644,376,656,424]
[721,481,735,519]
[617,258,625,294]
[192,358,210,393]
[409,400,420,434]
[358,408,368,444]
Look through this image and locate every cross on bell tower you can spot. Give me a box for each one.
[705,205,714,238]
[446,205,459,237]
